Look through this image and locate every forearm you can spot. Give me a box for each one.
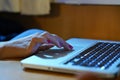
[0,42,8,59]
[0,41,29,60]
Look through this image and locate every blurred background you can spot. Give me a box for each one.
[0,0,120,41]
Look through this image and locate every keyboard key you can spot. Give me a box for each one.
[64,42,120,69]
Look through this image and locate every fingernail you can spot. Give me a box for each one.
[47,40,51,43]
[69,45,73,49]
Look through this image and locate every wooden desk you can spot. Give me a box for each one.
[0,61,75,80]
[0,60,120,80]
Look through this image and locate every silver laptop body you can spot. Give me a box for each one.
[21,38,120,78]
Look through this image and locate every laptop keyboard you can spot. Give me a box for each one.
[64,42,120,69]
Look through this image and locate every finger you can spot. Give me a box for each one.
[49,34,63,48]
[41,32,73,50]
[27,37,47,54]
[53,35,73,50]
[37,43,55,51]
[41,32,62,48]
[48,34,73,50]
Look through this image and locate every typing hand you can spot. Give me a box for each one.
[0,31,73,59]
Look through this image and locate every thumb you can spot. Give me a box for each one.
[38,43,55,51]
[27,37,46,54]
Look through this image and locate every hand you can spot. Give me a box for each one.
[26,31,73,53]
[0,31,73,59]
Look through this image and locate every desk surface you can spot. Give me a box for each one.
[1,60,120,80]
[0,61,75,80]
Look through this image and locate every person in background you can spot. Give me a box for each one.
[0,29,73,59]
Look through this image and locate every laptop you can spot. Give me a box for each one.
[20,38,120,78]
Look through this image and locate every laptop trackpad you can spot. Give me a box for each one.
[35,49,73,59]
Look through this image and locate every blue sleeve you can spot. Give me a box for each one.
[10,28,45,41]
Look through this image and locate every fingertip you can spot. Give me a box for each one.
[65,44,73,51]
[47,39,51,43]
[69,44,73,49]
